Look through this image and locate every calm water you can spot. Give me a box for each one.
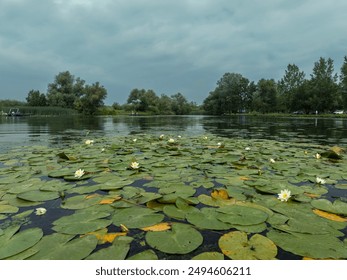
[1,115,347,150]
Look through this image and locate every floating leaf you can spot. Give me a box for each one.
[86,236,133,260]
[211,189,229,200]
[186,207,231,230]
[0,227,43,259]
[191,252,224,260]
[127,249,158,260]
[219,231,277,260]
[82,229,127,244]
[28,233,98,260]
[112,206,164,228]
[0,204,19,214]
[313,209,347,222]
[267,229,347,259]
[141,222,171,232]
[16,190,60,202]
[311,199,347,215]
[146,223,203,254]
[217,205,269,226]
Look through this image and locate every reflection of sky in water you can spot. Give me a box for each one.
[1,116,347,151]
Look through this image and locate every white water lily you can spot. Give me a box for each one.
[133,139,137,142]
[245,147,251,151]
[168,138,175,143]
[74,169,85,178]
[85,139,94,145]
[316,177,326,184]
[101,148,105,152]
[277,189,291,202]
[269,158,276,163]
[159,134,165,140]
[130,161,139,169]
[35,207,47,216]
[315,153,321,159]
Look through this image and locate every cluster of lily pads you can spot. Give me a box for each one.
[1,133,347,260]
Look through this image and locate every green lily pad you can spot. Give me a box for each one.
[146,223,203,254]
[112,206,164,228]
[16,190,60,202]
[53,210,112,234]
[186,207,231,230]
[86,236,133,260]
[267,229,347,259]
[28,233,98,260]
[217,205,269,226]
[127,249,158,260]
[191,251,225,260]
[0,204,19,214]
[311,199,347,215]
[219,231,277,260]
[0,226,43,259]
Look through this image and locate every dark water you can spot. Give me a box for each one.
[1,115,347,150]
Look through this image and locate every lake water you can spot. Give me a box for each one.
[1,115,347,150]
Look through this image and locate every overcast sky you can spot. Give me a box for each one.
[1,0,346,105]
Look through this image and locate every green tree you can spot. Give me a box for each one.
[340,56,347,110]
[26,90,47,106]
[46,71,85,108]
[308,57,338,113]
[252,79,278,113]
[170,92,191,115]
[277,64,306,112]
[126,89,159,113]
[74,82,107,115]
[157,94,174,115]
[203,72,252,115]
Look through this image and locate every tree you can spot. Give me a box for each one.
[277,64,306,112]
[26,90,47,106]
[170,93,191,115]
[202,72,252,115]
[74,82,107,115]
[340,56,347,110]
[46,71,85,108]
[308,57,338,113]
[252,79,278,113]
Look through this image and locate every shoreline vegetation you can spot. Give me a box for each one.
[1,103,347,118]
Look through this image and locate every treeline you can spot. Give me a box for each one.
[203,56,347,115]
[116,88,197,115]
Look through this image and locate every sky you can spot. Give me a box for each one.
[1,0,346,105]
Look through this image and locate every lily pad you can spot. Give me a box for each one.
[146,223,203,254]
[186,207,231,230]
[217,205,269,226]
[0,227,43,259]
[16,190,60,202]
[112,206,164,228]
[28,233,98,260]
[311,199,347,215]
[267,229,347,259]
[191,251,225,260]
[219,231,277,260]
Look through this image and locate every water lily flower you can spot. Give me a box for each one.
[316,177,326,184]
[203,136,208,140]
[269,158,276,163]
[130,161,139,169]
[159,134,165,140]
[35,207,47,216]
[101,148,105,152]
[85,139,94,145]
[133,139,137,142]
[245,147,251,151]
[168,138,175,144]
[277,189,291,202]
[315,153,321,159]
[178,135,182,138]
[74,169,85,178]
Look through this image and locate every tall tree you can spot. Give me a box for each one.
[170,93,191,115]
[46,71,85,108]
[253,79,278,113]
[278,64,306,112]
[309,57,338,113]
[74,82,107,115]
[340,56,347,110]
[203,72,252,115]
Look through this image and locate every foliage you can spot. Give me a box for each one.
[26,90,47,106]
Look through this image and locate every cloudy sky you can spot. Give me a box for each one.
[1,0,346,105]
